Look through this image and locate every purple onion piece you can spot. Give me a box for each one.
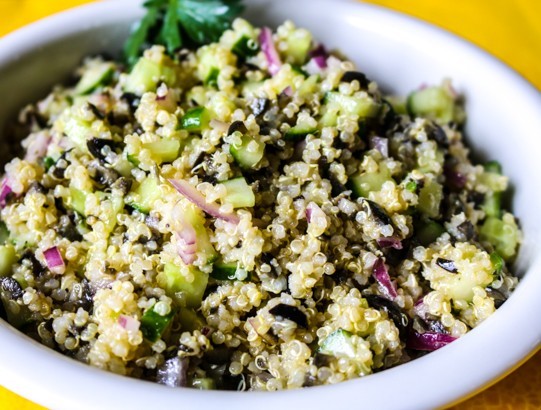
[156,357,189,388]
[407,330,457,351]
[413,298,428,319]
[259,27,282,76]
[24,132,51,163]
[369,136,389,158]
[376,237,403,250]
[168,179,240,224]
[304,58,324,76]
[306,202,326,224]
[175,227,197,265]
[0,180,12,208]
[309,43,328,60]
[118,315,140,332]
[312,55,327,70]
[444,164,467,189]
[281,86,293,97]
[372,258,398,299]
[43,246,65,270]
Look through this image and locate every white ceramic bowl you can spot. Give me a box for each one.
[1,1,541,409]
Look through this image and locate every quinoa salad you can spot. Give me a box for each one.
[0,16,521,391]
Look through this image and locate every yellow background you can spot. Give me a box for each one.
[0,0,540,409]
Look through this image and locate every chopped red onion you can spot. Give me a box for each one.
[376,237,403,250]
[372,258,398,299]
[306,202,325,224]
[168,179,240,224]
[281,86,293,97]
[310,44,328,60]
[259,27,282,75]
[312,55,327,69]
[175,226,197,265]
[407,330,457,351]
[118,315,140,332]
[444,165,467,189]
[304,58,324,76]
[43,246,65,274]
[369,136,389,158]
[0,180,12,208]
[413,298,428,319]
[24,132,51,163]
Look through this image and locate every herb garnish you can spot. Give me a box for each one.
[124,0,245,66]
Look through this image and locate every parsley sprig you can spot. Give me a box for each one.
[124,0,244,66]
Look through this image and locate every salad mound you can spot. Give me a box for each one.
[0,0,520,391]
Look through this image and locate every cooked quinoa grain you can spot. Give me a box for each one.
[0,19,521,390]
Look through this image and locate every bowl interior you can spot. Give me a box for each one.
[0,1,541,409]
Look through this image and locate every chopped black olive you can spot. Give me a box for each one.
[436,258,458,273]
[20,250,46,277]
[28,182,47,195]
[0,277,24,299]
[486,287,507,309]
[269,303,308,328]
[111,177,133,196]
[456,221,475,241]
[340,71,370,88]
[88,160,120,189]
[120,92,140,112]
[364,294,409,338]
[87,103,105,120]
[361,199,393,226]
[428,123,448,147]
[57,214,83,242]
[228,120,247,136]
[250,98,269,117]
[86,138,119,161]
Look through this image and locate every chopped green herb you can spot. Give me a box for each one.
[490,252,504,274]
[124,0,244,66]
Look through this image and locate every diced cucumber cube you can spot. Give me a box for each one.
[129,176,161,214]
[319,329,355,358]
[229,135,265,169]
[0,245,16,277]
[480,216,520,261]
[407,86,455,124]
[140,304,175,342]
[221,177,255,208]
[418,179,443,218]
[143,139,181,164]
[124,56,177,95]
[180,107,211,132]
[158,263,209,308]
[75,62,115,95]
[284,124,317,141]
[349,166,391,198]
[284,28,312,65]
[68,187,88,216]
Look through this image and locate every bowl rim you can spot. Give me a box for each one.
[1,1,541,409]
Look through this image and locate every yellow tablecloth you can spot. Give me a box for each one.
[0,1,540,409]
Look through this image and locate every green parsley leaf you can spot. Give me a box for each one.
[124,7,161,66]
[158,0,183,53]
[123,0,244,66]
[176,0,244,46]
